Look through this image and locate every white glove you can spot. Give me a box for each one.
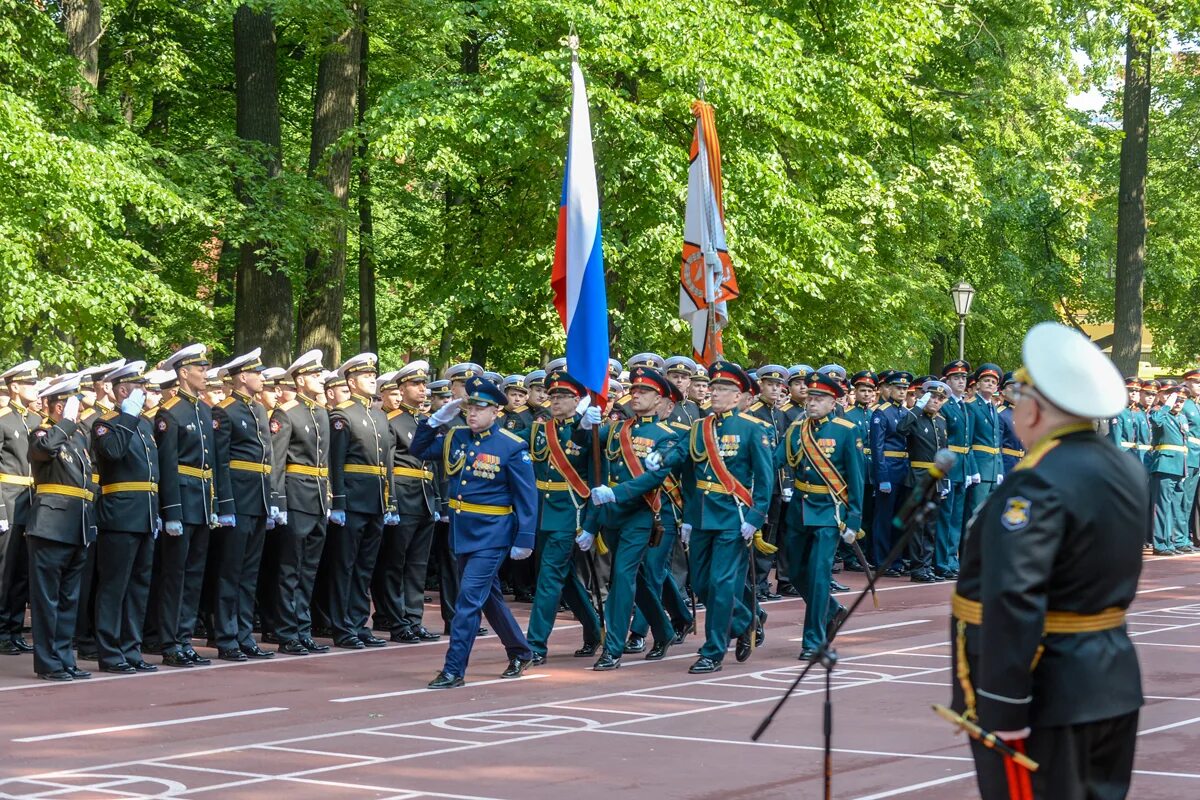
[217,514,236,527]
[915,392,931,411]
[579,405,602,430]
[0,519,9,533]
[432,512,441,523]
[591,485,616,505]
[153,517,162,534]
[740,522,755,541]
[165,520,183,536]
[121,389,145,416]
[995,473,1004,485]
[575,530,594,551]
[781,487,793,502]
[878,481,892,494]
[840,526,856,544]
[969,473,981,486]
[679,523,692,546]
[277,511,288,526]
[428,398,463,427]
[265,516,276,530]
[383,511,400,526]
[644,450,663,470]
[63,395,80,423]
[574,396,591,417]
[510,546,533,560]
[993,727,1031,741]
[329,509,346,526]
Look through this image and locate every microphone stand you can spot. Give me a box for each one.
[751,481,944,800]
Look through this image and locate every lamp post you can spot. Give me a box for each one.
[951,281,975,361]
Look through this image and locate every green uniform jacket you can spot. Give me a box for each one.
[577,416,683,532]
[777,414,865,533]
[1149,408,1188,477]
[966,396,1003,481]
[1107,407,1135,454]
[941,396,973,482]
[530,414,592,533]
[1180,398,1200,469]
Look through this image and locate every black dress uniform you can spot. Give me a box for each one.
[91,385,160,671]
[897,388,948,581]
[211,384,274,658]
[328,389,396,648]
[154,378,228,665]
[270,388,331,653]
[28,400,96,679]
[0,391,38,654]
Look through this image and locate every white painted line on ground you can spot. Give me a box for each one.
[361,730,487,746]
[547,705,655,717]
[12,707,288,743]
[828,620,932,637]
[330,673,549,702]
[850,771,976,799]
[256,744,381,760]
[1135,641,1200,649]
[1147,694,1200,703]
[1138,715,1200,736]
[1133,769,1200,780]
[592,728,973,762]
[1137,585,1184,594]
[590,652,697,669]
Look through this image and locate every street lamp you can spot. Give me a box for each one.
[951,281,975,361]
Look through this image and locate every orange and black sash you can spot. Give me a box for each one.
[618,419,662,513]
[700,415,753,508]
[800,418,848,505]
[544,419,590,498]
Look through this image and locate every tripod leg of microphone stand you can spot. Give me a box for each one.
[823,663,833,800]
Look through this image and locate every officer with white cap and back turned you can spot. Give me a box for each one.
[948,322,1148,800]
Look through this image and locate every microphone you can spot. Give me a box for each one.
[891,449,957,529]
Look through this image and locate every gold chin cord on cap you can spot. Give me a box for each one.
[1012,366,1032,387]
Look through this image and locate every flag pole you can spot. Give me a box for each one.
[696,79,720,364]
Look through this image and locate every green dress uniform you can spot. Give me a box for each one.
[965,365,1005,515]
[778,376,864,655]
[1176,396,1200,552]
[1149,401,1189,554]
[525,404,602,660]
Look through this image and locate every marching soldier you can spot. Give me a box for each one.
[688,364,711,412]
[210,349,275,661]
[870,371,912,575]
[269,350,332,655]
[936,360,973,581]
[1149,380,1188,556]
[965,364,1005,516]
[91,361,160,674]
[327,353,395,650]
[155,344,227,668]
[950,322,1146,800]
[524,370,603,664]
[412,377,537,688]
[27,375,95,681]
[778,371,864,660]
[746,364,788,599]
[375,361,442,643]
[898,380,950,582]
[0,360,40,656]
[607,353,664,421]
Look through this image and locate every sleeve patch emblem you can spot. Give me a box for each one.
[1001,496,1031,531]
[95,424,109,437]
[270,419,281,434]
[333,419,346,431]
[157,418,168,432]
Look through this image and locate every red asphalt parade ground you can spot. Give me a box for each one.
[0,554,1198,800]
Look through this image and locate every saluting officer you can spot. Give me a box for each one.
[0,360,41,656]
[27,375,95,681]
[375,361,441,643]
[327,353,395,650]
[898,380,950,582]
[870,371,913,575]
[778,372,864,661]
[950,323,1147,800]
[269,350,332,655]
[412,376,537,688]
[155,344,228,668]
[90,361,160,674]
[210,349,275,661]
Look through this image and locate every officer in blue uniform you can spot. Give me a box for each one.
[965,363,1005,516]
[936,360,973,580]
[412,376,536,688]
[870,371,912,575]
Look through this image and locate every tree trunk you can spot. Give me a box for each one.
[356,5,376,353]
[232,4,293,365]
[63,0,102,110]
[296,2,363,365]
[1113,25,1152,376]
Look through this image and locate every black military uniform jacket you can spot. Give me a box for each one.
[155,389,227,527]
[387,404,436,518]
[666,399,702,426]
[28,417,96,546]
[270,396,330,519]
[501,405,534,436]
[0,402,39,529]
[91,409,159,533]
[952,425,1146,732]
[897,407,947,486]
[213,391,272,518]
[329,394,396,516]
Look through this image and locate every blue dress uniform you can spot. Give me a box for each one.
[1149,384,1189,554]
[411,377,535,686]
[580,367,685,669]
[269,351,331,654]
[524,371,602,662]
[27,376,97,680]
[778,372,864,657]
[965,364,1005,516]
[0,360,40,655]
[90,362,160,672]
[210,350,274,659]
[870,371,913,573]
[936,361,973,580]
[657,362,773,673]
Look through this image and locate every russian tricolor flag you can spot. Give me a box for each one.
[551,53,609,401]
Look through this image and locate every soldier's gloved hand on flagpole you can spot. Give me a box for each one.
[644,450,663,470]
[428,398,462,427]
[510,546,533,560]
[740,522,755,541]
[915,392,932,411]
[575,530,594,551]
[579,405,602,430]
[121,389,145,416]
[679,524,691,546]
[591,485,615,505]
[878,481,892,494]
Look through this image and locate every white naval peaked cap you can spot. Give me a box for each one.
[79,358,127,382]
[396,360,431,382]
[1019,322,1125,419]
[626,353,665,371]
[105,360,147,384]
[260,367,288,384]
[144,368,175,389]
[546,357,568,373]
[219,347,264,377]
[287,349,324,377]
[1,360,40,382]
[376,370,401,389]
[39,373,81,399]
[161,343,209,370]
[337,352,378,378]
[444,362,483,381]
[205,368,223,385]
